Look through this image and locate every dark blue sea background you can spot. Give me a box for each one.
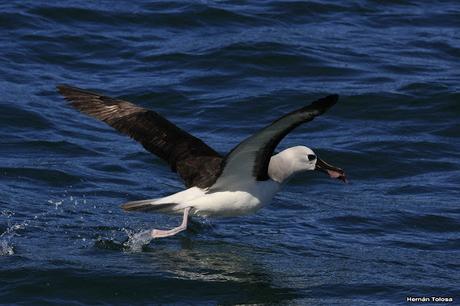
[1,1,459,305]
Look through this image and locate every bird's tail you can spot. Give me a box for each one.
[121,199,179,213]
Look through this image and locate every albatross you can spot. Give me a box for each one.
[58,85,346,239]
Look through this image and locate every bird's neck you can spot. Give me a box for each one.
[267,152,300,184]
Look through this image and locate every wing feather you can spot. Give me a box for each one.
[210,94,338,190]
[57,85,222,188]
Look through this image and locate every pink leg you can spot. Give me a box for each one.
[151,207,190,239]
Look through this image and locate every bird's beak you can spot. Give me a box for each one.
[315,158,347,183]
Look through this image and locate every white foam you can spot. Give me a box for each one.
[0,239,14,256]
[123,228,153,252]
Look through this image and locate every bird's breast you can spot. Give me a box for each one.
[189,180,281,217]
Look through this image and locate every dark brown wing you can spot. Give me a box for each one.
[57,85,223,188]
[209,94,338,191]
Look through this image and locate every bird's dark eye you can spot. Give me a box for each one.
[307,154,316,161]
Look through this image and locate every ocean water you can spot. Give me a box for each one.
[1,1,459,304]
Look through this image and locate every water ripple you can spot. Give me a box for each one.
[1,0,459,304]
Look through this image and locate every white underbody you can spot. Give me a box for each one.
[153,180,281,217]
[136,147,317,218]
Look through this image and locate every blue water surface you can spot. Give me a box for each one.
[1,1,459,305]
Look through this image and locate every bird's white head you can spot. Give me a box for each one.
[267,146,346,184]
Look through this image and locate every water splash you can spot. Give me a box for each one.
[120,217,213,252]
[0,240,14,256]
[0,210,28,256]
[47,199,63,210]
[122,228,153,252]
[0,195,88,256]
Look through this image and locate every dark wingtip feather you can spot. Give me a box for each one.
[313,94,339,108]
[56,84,74,94]
[307,94,339,116]
[57,84,94,98]
[56,84,68,91]
[328,94,339,103]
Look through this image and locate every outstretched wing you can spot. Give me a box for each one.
[209,94,338,191]
[57,85,223,188]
